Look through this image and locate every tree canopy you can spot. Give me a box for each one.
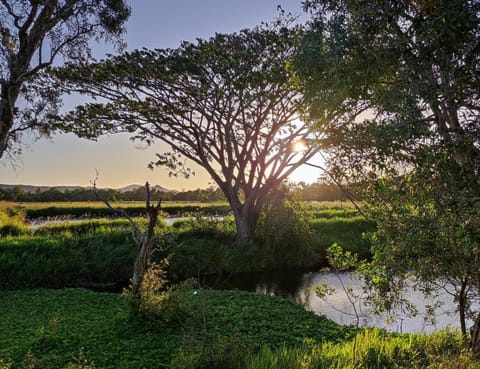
[297,0,480,351]
[0,0,131,159]
[53,24,324,244]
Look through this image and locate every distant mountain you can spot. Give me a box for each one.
[116,184,174,193]
[0,183,174,193]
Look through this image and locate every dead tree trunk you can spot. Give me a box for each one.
[93,180,162,299]
[130,195,162,296]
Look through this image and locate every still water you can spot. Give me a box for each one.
[204,270,466,334]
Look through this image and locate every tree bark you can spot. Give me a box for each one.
[471,312,480,355]
[459,279,468,336]
[0,83,19,158]
[231,201,261,245]
[131,198,161,297]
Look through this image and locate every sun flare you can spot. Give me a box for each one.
[291,139,308,153]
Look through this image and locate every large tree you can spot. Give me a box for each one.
[297,0,480,351]
[0,0,130,159]
[53,24,323,244]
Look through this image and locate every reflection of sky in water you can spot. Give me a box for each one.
[209,271,473,334]
[298,272,468,333]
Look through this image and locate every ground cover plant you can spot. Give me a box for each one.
[1,289,477,369]
[0,289,351,369]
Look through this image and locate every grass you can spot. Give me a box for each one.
[0,231,136,290]
[5,201,231,219]
[0,289,351,369]
[0,206,375,289]
[243,328,477,369]
[310,216,375,260]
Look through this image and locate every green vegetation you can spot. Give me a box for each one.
[1,201,476,367]
[15,201,231,219]
[242,329,476,369]
[1,289,476,369]
[0,201,373,289]
[0,289,350,369]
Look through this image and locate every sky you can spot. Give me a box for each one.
[0,0,324,190]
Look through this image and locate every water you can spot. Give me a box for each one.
[204,270,467,333]
[28,216,194,228]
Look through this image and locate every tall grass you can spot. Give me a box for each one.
[16,201,231,219]
[244,329,475,369]
[310,216,375,260]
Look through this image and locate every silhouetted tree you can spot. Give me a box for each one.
[0,0,130,158]
[54,23,324,244]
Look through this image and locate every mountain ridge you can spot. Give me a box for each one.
[0,183,174,193]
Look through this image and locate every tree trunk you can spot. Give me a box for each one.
[459,280,468,335]
[131,202,160,297]
[131,237,149,297]
[471,313,480,355]
[0,84,17,159]
[231,202,261,245]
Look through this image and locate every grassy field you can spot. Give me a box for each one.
[0,200,373,289]
[1,201,232,219]
[2,200,358,219]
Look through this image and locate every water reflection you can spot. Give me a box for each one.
[204,271,467,333]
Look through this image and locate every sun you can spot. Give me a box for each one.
[291,139,308,153]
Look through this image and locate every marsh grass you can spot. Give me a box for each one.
[244,329,476,369]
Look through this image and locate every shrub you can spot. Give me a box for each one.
[129,260,197,324]
[255,186,320,269]
[0,206,29,236]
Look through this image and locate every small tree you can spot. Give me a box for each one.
[0,0,131,158]
[54,23,325,244]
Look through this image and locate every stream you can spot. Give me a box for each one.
[204,270,469,334]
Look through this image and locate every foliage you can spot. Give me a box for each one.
[361,151,480,337]
[0,288,350,369]
[0,0,131,158]
[255,186,319,268]
[0,205,27,236]
[124,260,197,324]
[52,20,323,244]
[243,329,477,369]
[297,0,480,350]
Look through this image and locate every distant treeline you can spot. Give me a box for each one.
[0,182,347,202]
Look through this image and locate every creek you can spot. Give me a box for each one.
[204,270,468,334]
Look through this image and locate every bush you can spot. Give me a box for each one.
[129,260,197,324]
[0,206,29,236]
[255,186,320,269]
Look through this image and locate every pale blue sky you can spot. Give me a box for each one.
[0,0,322,190]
